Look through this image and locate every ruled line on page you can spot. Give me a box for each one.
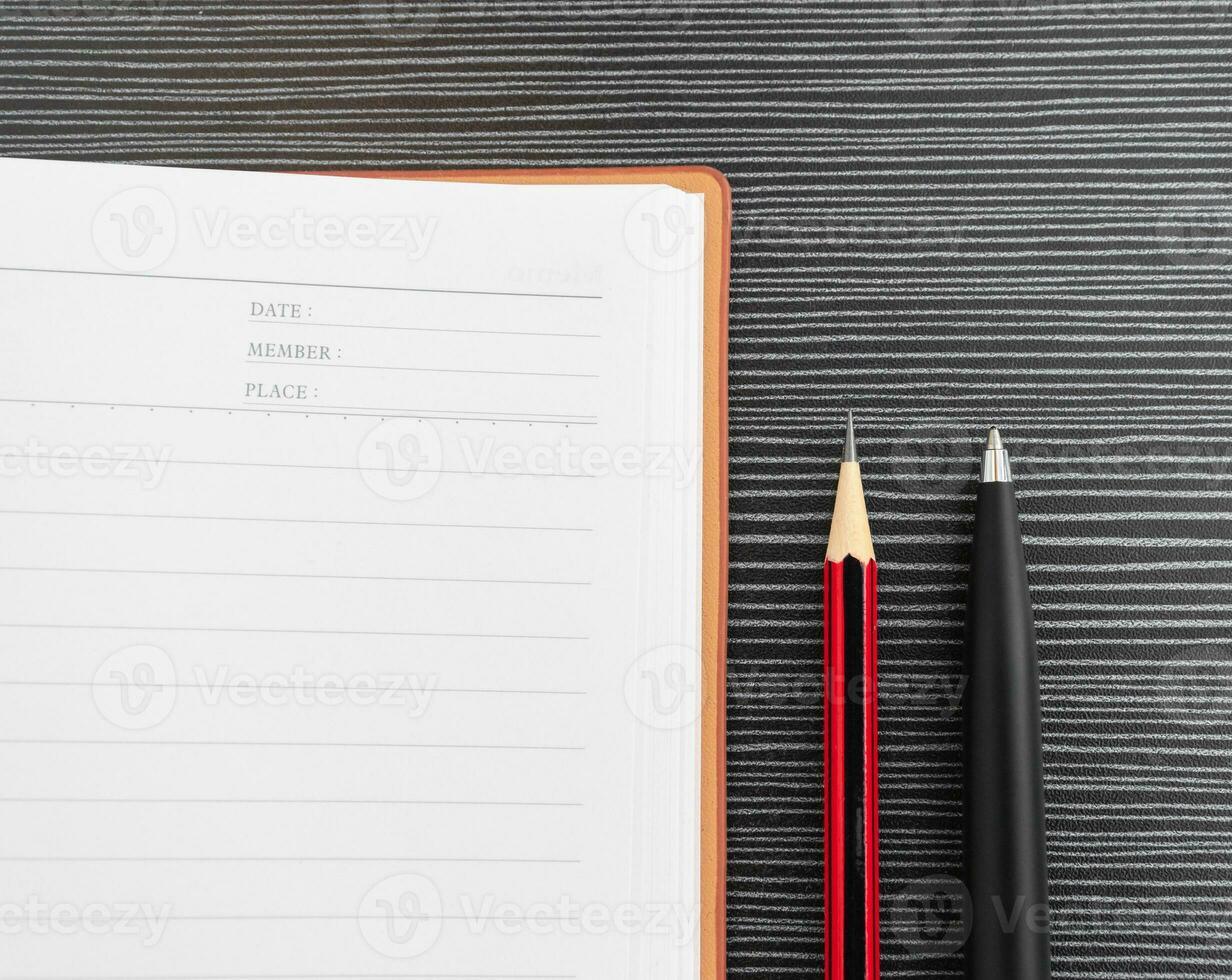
[0,442,598,477]
[0,975,574,980]
[2,914,584,924]
[245,359,601,380]
[0,798,584,807]
[249,319,601,340]
[0,684,587,698]
[0,739,585,752]
[0,508,595,534]
[0,399,598,428]
[0,565,592,588]
[0,624,589,641]
[0,265,605,302]
[244,406,598,425]
[257,403,598,423]
[0,857,581,865]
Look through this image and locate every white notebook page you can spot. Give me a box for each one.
[0,159,705,980]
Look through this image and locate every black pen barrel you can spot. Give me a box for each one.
[964,476,1052,980]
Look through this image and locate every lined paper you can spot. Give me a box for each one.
[0,159,705,979]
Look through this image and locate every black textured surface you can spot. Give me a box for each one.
[2,2,1232,978]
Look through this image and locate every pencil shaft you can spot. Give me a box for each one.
[824,556,879,980]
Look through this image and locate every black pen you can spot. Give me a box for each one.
[963,428,1052,980]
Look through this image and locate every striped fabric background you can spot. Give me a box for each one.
[2,1,1231,977]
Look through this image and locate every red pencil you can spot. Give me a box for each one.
[824,414,879,980]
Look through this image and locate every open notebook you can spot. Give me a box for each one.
[0,159,728,980]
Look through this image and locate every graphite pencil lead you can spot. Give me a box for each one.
[843,411,858,463]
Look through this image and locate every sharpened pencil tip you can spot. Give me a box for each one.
[986,427,1004,452]
[843,412,858,463]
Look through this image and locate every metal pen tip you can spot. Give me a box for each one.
[843,412,858,463]
[981,426,1012,483]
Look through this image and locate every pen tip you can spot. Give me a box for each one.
[843,412,858,463]
[986,426,1004,452]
